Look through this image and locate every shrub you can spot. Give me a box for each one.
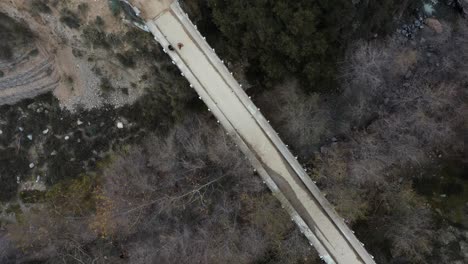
[206,0,337,91]
[46,175,97,216]
[46,150,82,185]
[0,148,28,201]
[77,3,89,16]
[202,0,419,92]
[106,33,122,48]
[19,190,46,203]
[72,48,83,57]
[29,48,39,57]
[82,25,109,48]
[95,16,105,27]
[0,45,13,60]
[0,13,35,60]
[108,0,122,16]
[99,77,113,92]
[31,0,52,14]
[116,52,135,68]
[60,9,81,29]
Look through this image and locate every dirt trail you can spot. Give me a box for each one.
[0,44,59,105]
[0,0,143,109]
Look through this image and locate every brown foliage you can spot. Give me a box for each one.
[92,117,316,263]
[258,18,467,263]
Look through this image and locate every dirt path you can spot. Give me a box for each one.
[0,0,143,109]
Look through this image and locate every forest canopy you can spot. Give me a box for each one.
[205,0,418,92]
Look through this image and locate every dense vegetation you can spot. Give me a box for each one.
[190,0,419,92]
[257,17,467,263]
[2,119,317,263]
[1,1,468,263]
[0,6,316,262]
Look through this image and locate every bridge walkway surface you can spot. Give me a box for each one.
[128,1,376,263]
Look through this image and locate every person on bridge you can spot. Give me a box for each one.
[177,42,184,50]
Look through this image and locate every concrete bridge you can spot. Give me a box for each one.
[126,1,376,263]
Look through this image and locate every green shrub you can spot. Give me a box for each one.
[95,16,105,27]
[19,190,46,203]
[108,0,122,16]
[46,175,97,216]
[116,52,135,68]
[106,33,122,48]
[0,148,28,201]
[82,25,109,48]
[206,0,345,91]
[6,203,24,222]
[99,77,114,92]
[29,48,39,57]
[0,13,35,60]
[72,48,83,58]
[0,45,13,60]
[31,0,52,14]
[204,0,418,92]
[77,3,89,16]
[60,9,81,29]
[46,150,82,185]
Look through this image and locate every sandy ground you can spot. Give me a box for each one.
[0,0,145,110]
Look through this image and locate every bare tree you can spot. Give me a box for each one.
[379,185,434,262]
[258,80,333,157]
[91,116,314,263]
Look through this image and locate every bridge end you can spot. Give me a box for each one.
[127,0,175,20]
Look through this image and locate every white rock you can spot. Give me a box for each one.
[27,134,33,141]
[0,129,2,135]
[42,129,49,134]
[36,175,40,182]
[17,176,20,183]
[19,127,23,132]
[29,163,35,169]
[64,136,70,140]
[117,122,124,129]
[77,120,83,125]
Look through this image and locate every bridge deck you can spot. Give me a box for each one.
[135,1,376,263]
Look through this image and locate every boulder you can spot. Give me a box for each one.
[425,18,443,34]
